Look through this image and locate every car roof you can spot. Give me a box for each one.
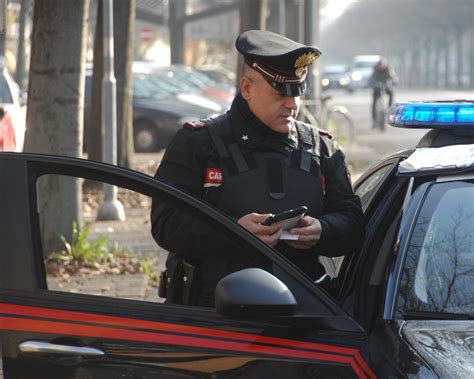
[397,130,474,177]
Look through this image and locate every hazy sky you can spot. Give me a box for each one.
[320,0,354,25]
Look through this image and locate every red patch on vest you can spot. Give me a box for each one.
[321,175,326,194]
[185,120,207,129]
[204,167,223,188]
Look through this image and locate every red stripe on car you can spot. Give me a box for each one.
[0,303,375,378]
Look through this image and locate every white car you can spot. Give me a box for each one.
[349,54,381,89]
[0,65,26,152]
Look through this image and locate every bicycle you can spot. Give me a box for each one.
[372,82,390,132]
[299,95,355,144]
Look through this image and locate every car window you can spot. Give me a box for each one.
[32,168,333,314]
[397,180,474,316]
[0,74,13,103]
[20,156,354,324]
[133,74,171,100]
[38,175,166,302]
[355,164,393,212]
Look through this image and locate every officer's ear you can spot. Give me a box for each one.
[240,75,253,101]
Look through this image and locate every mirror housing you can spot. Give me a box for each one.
[215,268,297,318]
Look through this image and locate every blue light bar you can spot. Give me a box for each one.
[388,101,474,128]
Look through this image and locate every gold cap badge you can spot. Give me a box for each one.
[294,52,317,76]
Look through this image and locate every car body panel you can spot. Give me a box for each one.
[1,302,368,378]
[401,321,474,377]
[0,153,374,378]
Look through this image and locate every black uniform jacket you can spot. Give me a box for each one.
[151,94,363,305]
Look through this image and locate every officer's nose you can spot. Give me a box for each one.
[284,95,300,112]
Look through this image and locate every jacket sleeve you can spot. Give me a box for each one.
[150,127,249,261]
[316,140,364,256]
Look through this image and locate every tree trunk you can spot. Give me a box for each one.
[434,38,443,88]
[87,0,103,164]
[236,0,266,84]
[444,34,450,88]
[23,0,90,254]
[169,0,186,64]
[470,26,474,88]
[15,0,30,91]
[455,28,463,88]
[114,0,135,168]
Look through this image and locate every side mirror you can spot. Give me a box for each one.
[215,268,297,318]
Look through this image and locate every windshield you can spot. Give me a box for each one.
[132,73,173,100]
[147,70,203,94]
[397,180,474,317]
[0,74,13,103]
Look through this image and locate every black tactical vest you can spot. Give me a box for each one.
[205,113,326,222]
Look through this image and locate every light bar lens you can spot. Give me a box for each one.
[389,101,474,128]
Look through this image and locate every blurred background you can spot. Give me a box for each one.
[1,0,473,169]
[1,0,472,274]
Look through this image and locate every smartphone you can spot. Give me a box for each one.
[262,206,307,229]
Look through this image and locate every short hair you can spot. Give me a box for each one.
[241,63,260,83]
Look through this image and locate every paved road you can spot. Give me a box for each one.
[324,87,474,175]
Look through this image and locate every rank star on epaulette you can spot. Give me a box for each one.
[184,120,207,130]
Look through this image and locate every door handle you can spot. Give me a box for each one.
[19,340,105,358]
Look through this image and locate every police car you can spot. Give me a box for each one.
[0,100,473,378]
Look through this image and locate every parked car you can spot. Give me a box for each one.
[348,55,382,89]
[320,64,353,92]
[132,70,221,151]
[155,64,234,109]
[1,100,473,377]
[195,65,237,90]
[84,68,220,152]
[0,65,26,152]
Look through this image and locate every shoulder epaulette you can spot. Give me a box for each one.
[318,128,333,139]
[184,120,207,130]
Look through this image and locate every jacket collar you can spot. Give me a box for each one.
[229,94,299,152]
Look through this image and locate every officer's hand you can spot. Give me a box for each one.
[284,216,321,250]
[238,213,282,247]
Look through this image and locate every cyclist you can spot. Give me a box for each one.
[370,58,397,128]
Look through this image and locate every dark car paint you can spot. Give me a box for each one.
[132,96,215,147]
[1,151,473,377]
[401,320,474,377]
[0,153,374,378]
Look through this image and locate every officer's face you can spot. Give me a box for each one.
[241,73,301,134]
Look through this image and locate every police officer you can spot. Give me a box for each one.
[151,30,364,307]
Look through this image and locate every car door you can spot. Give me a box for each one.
[0,153,375,378]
